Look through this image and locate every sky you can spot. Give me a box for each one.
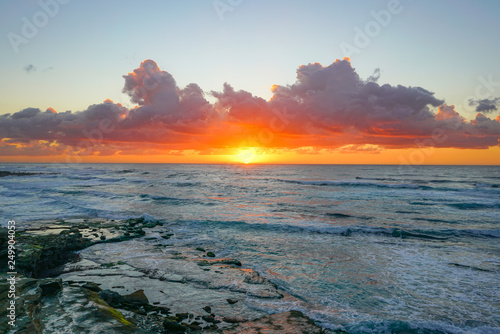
[1,0,500,164]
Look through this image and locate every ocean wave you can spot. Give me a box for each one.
[411,217,454,224]
[426,179,471,184]
[138,194,215,206]
[195,220,500,240]
[460,229,500,238]
[346,319,498,334]
[409,201,439,206]
[60,202,135,221]
[65,175,98,180]
[325,213,372,220]
[447,202,500,210]
[354,176,468,185]
[277,178,420,189]
[97,177,125,183]
[325,213,354,219]
[36,173,59,179]
[115,169,136,174]
[278,178,500,196]
[139,194,189,202]
[170,181,201,187]
[355,176,399,182]
[0,190,29,197]
[474,183,500,188]
[56,189,119,198]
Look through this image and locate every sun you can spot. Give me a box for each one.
[236,148,259,164]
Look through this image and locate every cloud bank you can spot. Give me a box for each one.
[1,58,500,158]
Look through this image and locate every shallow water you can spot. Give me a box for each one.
[1,163,499,333]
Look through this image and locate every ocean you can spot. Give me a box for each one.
[1,163,499,333]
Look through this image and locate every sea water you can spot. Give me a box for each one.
[1,163,499,333]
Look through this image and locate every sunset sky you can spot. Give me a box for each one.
[1,0,500,164]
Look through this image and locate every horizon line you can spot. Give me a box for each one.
[0,162,499,167]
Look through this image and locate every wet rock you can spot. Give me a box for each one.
[135,229,146,236]
[207,258,242,266]
[163,319,188,333]
[98,289,124,306]
[39,279,63,295]
[123,289,149,305]
[222,316,247,323]
[243,270,266,284]
[59,237,282,322]
[197,260,210,266]
[126,218,142,227]
[196,247,206,252]
[187,323,202,331]
[0,282,141,333]
[82,282,101,292]
[17,232,92,277]
[2,217,334,333]
[207,251,216,257]
[157,306,171,315]
[204,315,221,324]
[15,219,150,278]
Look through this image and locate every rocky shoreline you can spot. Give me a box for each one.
[1,218,348,333]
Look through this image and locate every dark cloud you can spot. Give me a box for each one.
[366,68,381,83]
[469,97,500,113]
[1,58,500,157]
[23,64,36,73]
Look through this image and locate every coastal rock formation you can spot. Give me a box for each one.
[15,218,161,277]
[0,218,344,333]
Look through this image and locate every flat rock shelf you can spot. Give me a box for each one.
[0,218,348,333]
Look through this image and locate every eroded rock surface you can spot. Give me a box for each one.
[0,277,149,334]
[0,218,343,333]
[58,237,281,328]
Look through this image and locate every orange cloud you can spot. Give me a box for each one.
[1,59,500,163]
